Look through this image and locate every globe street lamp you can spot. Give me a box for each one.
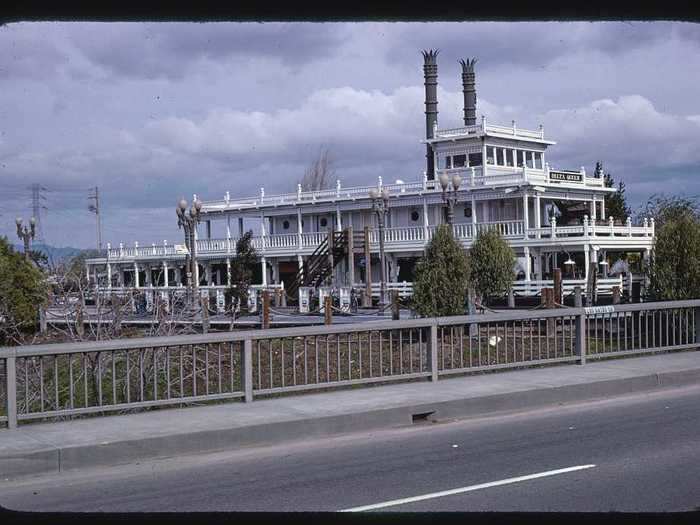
[16,217,36,260]
[369,187,390,307]
[176,197,202,308]
[439,172,462,226]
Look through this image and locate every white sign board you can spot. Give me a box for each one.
[584,305,615,315]
[298,287,311,314]
[216,289,226,314]
[247,289,258,313]
[174,244,190,255]
[339,287,351,313]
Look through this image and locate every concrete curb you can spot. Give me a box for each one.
[2,366,700,480]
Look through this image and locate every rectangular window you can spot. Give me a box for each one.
[526,151,534,168]
[468,152,483,167]
[496,148,504,166]
[486,147,495,165]
[453,154,467,168]
[534,152,543,169]
[444,156,452,169]
[505,149,514,167]
[516,150,525,167]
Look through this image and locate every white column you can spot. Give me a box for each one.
[535,194,541,238]
[297,208,303,248]
[482,143,488,177]
[584,244,590,280]
[260,212,266,251]
[522,193,529,239]
[297,254,304,281]
[422,197,429,240]
[226,217,231,240]
[163,261,169,287]
[523,246,531,281]
[107,263,112,289]
[600,197,606,222]
[261,257,267,286]
[134,263,140,288]
[590,197,597,222]
[336,205,342,232]
[226,258,231,286]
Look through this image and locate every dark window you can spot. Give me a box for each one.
[453,154,467,168]
[464,206,472,218]
[444,156,452,169]
[505,149,514,167]
[320,217,328,228]
[516,150,524,167]
[411,210,420,222]
[486,147,495,165]
[282,220,290,230]
[496,148,504,165]
[525,151,534,169]
[468,152,482,167]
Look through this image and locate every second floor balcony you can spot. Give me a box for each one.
[99,216,655,263]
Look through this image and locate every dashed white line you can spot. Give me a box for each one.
[339,464,597,512]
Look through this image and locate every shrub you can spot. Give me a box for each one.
[411,225,470,317]
[468,229,516,305]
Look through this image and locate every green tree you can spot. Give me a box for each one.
[646,211,700,300]
[411,225,470,317]
[225,230,258,321]
[603,169,631,221]
[468,229,516,306]
[0,237,48,344]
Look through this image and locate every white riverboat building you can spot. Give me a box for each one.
[84,51,654,306]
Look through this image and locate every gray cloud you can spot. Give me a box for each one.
[2,21,700,248]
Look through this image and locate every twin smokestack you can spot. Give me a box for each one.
[422,49,477,180]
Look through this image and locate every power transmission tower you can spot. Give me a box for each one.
[30,183,48,244]
[88,186,102,250]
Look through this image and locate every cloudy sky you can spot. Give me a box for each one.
[1,21,700,249]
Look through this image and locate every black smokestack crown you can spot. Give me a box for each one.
[423,49,439,180]
[460,58,477,126]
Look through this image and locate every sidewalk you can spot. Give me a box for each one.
[2,351,699,480]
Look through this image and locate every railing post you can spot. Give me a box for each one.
[5,355,17,429]
[612,286,620,304]
[430,323,439,382]
[243,339,253,402]
[391,290,400,320]
[324,295,333,325]
[261,291,271,329]
[575,311,587,365]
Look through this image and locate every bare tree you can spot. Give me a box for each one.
[298,147,334,191]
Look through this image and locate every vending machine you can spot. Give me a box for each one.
[216,289,226,314]
[318,287,332,314]
[247,288,258,313]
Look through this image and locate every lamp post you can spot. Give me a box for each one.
[438,172,462,226]
[176,197,202,308]
[369,187,390,307]
[15,217,36,260]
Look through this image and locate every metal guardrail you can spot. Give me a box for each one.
[1,300,699,429]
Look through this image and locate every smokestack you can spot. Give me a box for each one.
[460,58,477,126]
[422,49,439,180]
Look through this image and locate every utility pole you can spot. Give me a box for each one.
[88,186,103,250]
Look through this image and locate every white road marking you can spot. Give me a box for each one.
[339,464,596,512]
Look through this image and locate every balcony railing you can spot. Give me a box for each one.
[97,217,654,263]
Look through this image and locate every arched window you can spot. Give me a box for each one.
[411,210,420,222]
[320,217,328,228]
[282,220,290,230]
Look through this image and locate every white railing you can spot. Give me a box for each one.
[511,277,623,297]
[98,219,653,262]
[434,121,545,140]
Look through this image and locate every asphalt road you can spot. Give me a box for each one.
[1,385,699,512]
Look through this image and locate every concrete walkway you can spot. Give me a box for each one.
[2,351,699,480]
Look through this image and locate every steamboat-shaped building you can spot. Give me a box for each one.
[84,50,655,307]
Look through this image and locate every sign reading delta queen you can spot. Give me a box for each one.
[549,170,583,183]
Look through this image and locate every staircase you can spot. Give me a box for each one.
[286,229,349,301]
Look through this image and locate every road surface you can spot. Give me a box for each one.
[1,385,699,512]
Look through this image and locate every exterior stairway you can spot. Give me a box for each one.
[286,229,349,301]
